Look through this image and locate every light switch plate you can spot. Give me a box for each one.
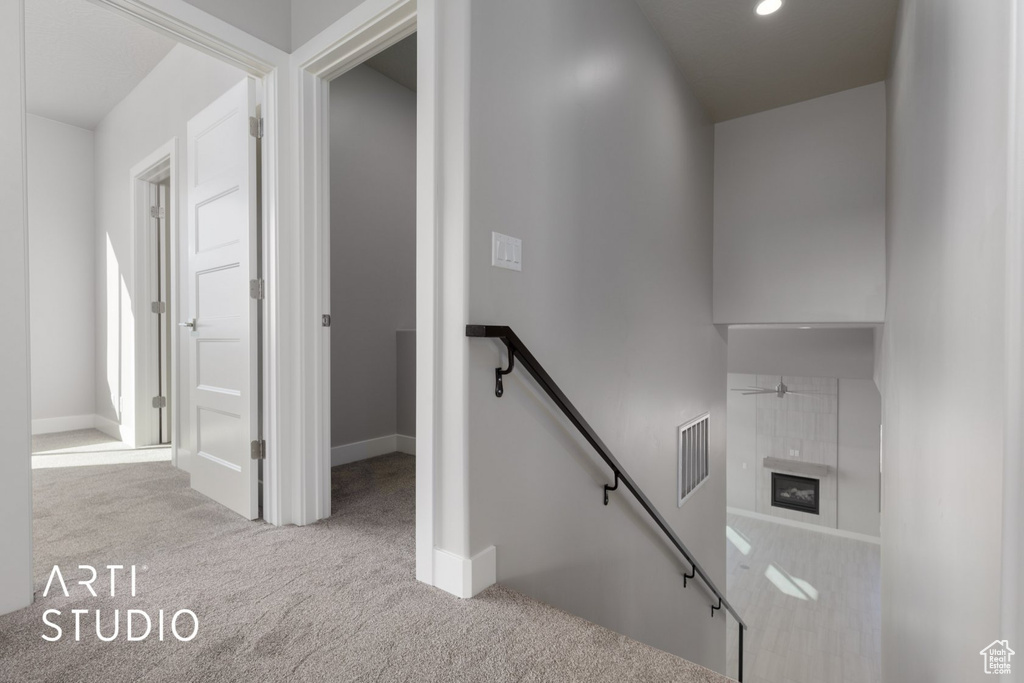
[491,232,522,272]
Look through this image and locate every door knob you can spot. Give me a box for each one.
[178,318,196,329]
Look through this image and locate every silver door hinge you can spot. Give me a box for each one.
[250,279,265,300]
[322,314,331,328]
[150,206,165,219]
[249,116,264,139]
[151,301,166,314]
[250,439,266,460]
[152,396,167,409]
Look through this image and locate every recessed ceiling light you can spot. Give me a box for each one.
[799,326,812,330]
[756,0,783,16]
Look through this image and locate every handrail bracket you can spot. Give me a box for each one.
[603,471,620,505]
[494,339,515,397]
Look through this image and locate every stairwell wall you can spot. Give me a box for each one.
[465,0,726,671]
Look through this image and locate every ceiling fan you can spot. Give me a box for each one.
[731,376,824,399]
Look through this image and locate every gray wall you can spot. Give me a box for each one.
[182,0,291,52]
[726,374,757,511]
[713,83,886,324]
[726,328,880,536]
[729,327,875,380]
[330,65,415,447]
[292,0,364,50]
[836,379,880,537]
[0,0,34,615]
[881,0,1016,678]
[465,0,726,671]
[396,330,415,438]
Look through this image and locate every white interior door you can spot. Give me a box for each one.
[185,78,260,520]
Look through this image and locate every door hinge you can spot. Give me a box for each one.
[152,396,167,409]
[249,116,264,139]
[150,205,165,219]
[251,439,266,460]
[322,314,331,328]
[250,278,265,300]
[151,301,166,314]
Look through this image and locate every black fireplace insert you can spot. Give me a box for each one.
[771,472,819,515]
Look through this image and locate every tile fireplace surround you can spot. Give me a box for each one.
[754,375,838,529]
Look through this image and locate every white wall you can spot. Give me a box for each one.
[713,83,886,325]
[94,44,246,454]
[727,328,881,536]
[880,0,1017,679]
[465,0,726,671]
[329,65,416,448]
[0,0,34,616]
[182,0,291,52]
[27,115,96,432]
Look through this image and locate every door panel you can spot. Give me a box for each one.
[186,78,259,520]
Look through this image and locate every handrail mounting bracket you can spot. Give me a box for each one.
[494,340,515,397]
[603,472,620,505]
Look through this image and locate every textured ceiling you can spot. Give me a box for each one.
[365,34,417,92]
[25,0,176,130]
[633,0,899,122]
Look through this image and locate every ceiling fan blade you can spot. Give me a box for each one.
[740,390,774,395]
[786,391,825,398]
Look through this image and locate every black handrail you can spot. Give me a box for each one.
[468,324,747,682]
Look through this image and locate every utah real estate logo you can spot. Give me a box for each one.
[980,640,1015,675]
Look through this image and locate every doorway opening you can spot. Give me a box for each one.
[326,34,418,523]
[132,144,174,451]
[26,0,265,523]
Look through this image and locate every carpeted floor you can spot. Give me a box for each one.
[0,450,730,682]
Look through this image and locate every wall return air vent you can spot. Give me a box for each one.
[678,412,710,507]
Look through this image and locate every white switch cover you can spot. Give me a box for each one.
[491,232,522,272]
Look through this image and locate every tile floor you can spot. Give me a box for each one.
[725,513,881,683]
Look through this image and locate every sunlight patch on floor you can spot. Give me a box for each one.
[32,448,172,469]
[764,563,818,601]
[726,525,752,555]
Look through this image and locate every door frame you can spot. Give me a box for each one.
[130,138,177,455]
[292,0,421,562]
[92,0,289,524]
[292,0,471,587]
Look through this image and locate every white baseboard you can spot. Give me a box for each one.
[32,414,126,441]
[396,434,416,455]
[92,415,127,442]
[432,546,496,598]
[330,434,417,467]
[727,506,881,545]
[31,414,96,435]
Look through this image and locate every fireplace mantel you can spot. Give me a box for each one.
[762,457,831,478]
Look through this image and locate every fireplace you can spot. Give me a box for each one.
[771,472,820,515]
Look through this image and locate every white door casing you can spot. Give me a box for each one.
[186,77,261,520]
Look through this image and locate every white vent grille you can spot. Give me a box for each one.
[678,413,710,507]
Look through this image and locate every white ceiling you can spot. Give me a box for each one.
[25,0,176,130]
[633,0,899,122]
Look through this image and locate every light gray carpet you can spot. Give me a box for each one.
[0,451,730,682]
